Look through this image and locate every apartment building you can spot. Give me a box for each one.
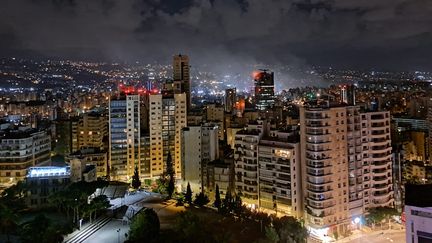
[300,102,393,237]
[149,93,187,178]
[0,128,51,187]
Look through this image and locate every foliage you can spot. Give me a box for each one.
[129,208,160,242]
[166,152,175,198]
[193,192,210,207]
[0,180,27,211]
[131,166,141,190]
[174,211,231,243]
[176,195,185,207]
[366,206,398,225]
[219,190,232,215]
[185,182,193,204]
[48,180,109,221]
[19,214,64,243]
[264,226,280,243]
[0,203,18,243]
[153,178,168,194]
[167,176,175,199]
[86,195,111,222]
[214,184,221,209]
[273,216,308,243]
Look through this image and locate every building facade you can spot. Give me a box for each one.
[181,124,219,193]
[109,94,141,181]
[254,70,275,111]
[149,93,187,178]
[71,111,108,153]
[300,103,393,237]
[0,128,51,187]
[173,54,191,110]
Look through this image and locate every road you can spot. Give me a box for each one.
[337,230,405,243]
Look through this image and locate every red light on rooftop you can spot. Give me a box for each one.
[252,71,261,80]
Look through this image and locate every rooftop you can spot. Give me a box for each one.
[405,183,432,207]
[27,166,71,178]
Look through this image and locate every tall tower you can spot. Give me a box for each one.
[300,102,393,238]
[109,94,140,181]
[253,70,275,111]
[340,84,356,105]
[225,88,236,114]
[149,91,187,178]
[173,54,191,111]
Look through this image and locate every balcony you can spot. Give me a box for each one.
[307,161,332,168]
[306,153,331,160]
[307,178,333,185]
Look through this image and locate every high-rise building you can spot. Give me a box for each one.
[254,70,275,111]
[300,103,393,237]
[340,84,356,105]
[0,128,51,187]
[71,111,108,153]
[109,94,141,181]
[225,88,236,114]
[234,120,267,205]
[149,92,187,178]
[173,54,191,110]
[181,124,219,193]
[257,131,303,218]
[206,103,225,141]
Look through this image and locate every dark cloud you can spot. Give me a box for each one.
[1,0,432,70]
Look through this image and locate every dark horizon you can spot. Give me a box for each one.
[1,0,432,71]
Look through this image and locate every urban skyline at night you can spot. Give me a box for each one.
[1,1,432,243]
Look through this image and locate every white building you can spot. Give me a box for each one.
[181,124,219,193]
[149,93,187,178]
[300,103,393,237]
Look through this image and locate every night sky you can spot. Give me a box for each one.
[1,0,432,70]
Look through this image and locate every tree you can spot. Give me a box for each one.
[129,208,160,242]
[366,206,398,227]
[131,166,141,190]
[88,195,111,222]
[175,211,205,242]
[214,184,221,210]
[219,190,233,214]
[0,204,18,243]
[166,152,175,198]
[193,192,210,207]
[185,182,192,204]
[20,214,63,243]
[264,226,280,243]
[232,194,243,215]
[273,216,308,243]
[0,180,27,211]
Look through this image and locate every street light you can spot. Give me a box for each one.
[117,228,121,243]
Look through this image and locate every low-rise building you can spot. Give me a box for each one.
[67,147,108,178]
[25,166,71,208]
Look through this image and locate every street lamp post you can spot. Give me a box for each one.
[117,228,121,243]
